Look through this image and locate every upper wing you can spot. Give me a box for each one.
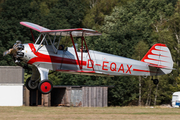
[42,28,102,37]
[20,22,50,32]
[20,21,101,37]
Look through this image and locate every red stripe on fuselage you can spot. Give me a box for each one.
[133,69,150,72]
[28,43,86,66]
[95,64,101,66]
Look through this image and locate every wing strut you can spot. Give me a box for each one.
[81,36,83,70]
[30,29,35,43]
[70,33,82,70]
[82,36,94,71]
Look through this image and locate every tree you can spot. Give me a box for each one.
[0,0,88,66]
[132,41,149,106]
[150,0,180,105]
[82,0,133,30]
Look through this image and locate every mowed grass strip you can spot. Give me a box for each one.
[0,106,180,120]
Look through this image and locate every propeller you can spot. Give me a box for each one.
[3,40,24,63]
[3,48,17,56]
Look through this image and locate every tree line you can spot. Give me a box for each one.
[0,0,180,106]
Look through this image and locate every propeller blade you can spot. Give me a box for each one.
[3,48,16,56]
[3,50,11,56]
[3,41,22,57]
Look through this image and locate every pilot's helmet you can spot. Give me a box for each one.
[60,45,64,50]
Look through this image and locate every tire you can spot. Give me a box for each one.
[38,80,53,94]
[153,79,159,85]
[25,77,38,90]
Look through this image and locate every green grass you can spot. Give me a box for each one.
[0,106,180,120]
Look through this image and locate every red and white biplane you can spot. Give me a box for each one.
[3,22,173,94]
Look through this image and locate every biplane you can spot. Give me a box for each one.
[3,22,173,94]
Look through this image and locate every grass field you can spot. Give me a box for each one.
[0,106,180,120]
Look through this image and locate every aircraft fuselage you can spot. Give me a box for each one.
[21,43,163,77]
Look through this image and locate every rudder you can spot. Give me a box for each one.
[141,43,173,74]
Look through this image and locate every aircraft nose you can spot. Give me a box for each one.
[15,43,24,63]
[3,40,25,64]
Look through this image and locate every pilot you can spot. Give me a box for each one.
[80,46,83,52]
[59,45,64,50]
[80,46,87,52]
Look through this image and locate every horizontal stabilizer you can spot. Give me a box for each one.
[148,64,174,70]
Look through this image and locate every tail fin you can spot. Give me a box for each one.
[141,43,173,74]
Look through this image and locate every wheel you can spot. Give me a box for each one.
[153,79,159,85]
[38,80,53,94]
[25,77,38,90]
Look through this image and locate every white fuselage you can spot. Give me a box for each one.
[21,43,165,76]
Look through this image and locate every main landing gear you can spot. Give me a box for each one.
[25,77,39,90]
[25,77,53,94]
[151,77,159,85]
[38,80,53,94]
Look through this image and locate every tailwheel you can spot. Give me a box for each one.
[38,80,53,94]
[25,77,39,90]
[153,79,159,85]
